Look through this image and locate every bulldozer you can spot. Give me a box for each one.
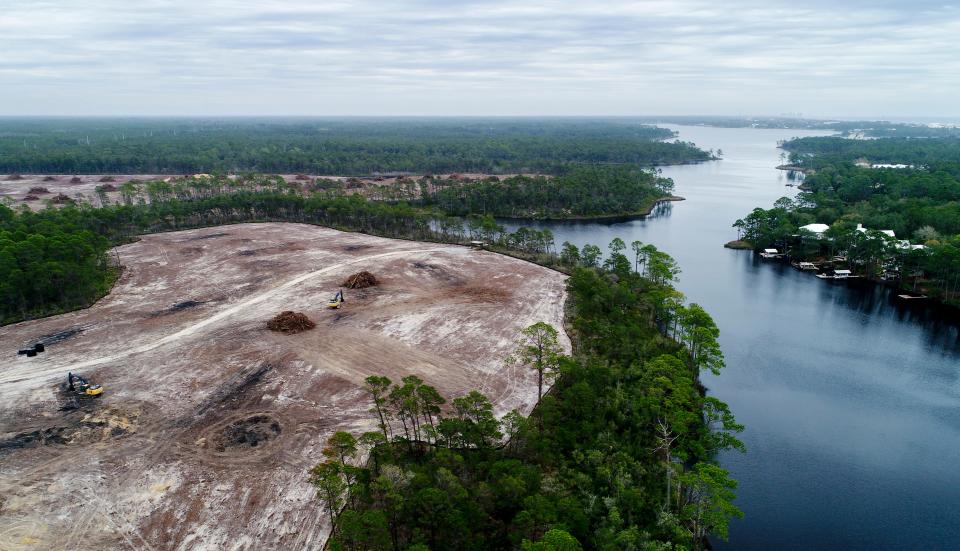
[327,289,345,309]
[68,372,103,397]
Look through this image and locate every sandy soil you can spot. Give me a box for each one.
[0,174,170,211]
[0,223,569,550]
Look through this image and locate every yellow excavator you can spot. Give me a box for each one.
[68,372,103,397]
[327,289,345,309]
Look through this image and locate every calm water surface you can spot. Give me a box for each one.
[505,125,960,550]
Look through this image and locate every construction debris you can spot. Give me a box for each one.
[343,271,378,289]
[266,311,316,334]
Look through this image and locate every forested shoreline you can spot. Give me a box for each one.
[0,118,710,175]
[317,240,742,550]
[733,136,960,305]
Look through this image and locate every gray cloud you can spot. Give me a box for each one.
[0,0,957,117]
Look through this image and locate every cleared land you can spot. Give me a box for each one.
[0,223,569,550]
[0,173,527,211]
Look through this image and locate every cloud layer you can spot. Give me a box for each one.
[2,0,958,116]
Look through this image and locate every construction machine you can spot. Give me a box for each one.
[17,343,45,357]
[67,372,103,397]
[327,289,345,309]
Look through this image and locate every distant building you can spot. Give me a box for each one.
[856,223,895,238]
[799,223,830,238]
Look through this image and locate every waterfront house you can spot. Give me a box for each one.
[856,223,895,238]
[799,223,830,238]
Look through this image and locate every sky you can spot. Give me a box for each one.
[1,0,959,117]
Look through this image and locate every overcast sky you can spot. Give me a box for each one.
[2,0,958,117]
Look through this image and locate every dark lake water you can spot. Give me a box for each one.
[503,125,960,550]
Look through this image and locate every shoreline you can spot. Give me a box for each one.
[730,247,960,311]
[775,164,815,175]
[495,195,686,223]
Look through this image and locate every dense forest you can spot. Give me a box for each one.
[419,166,674,218]
[0,118,710,175]
[0,205,116,324]
[317,240,743,550]
[734,136,960,304]
[783,136,960,169]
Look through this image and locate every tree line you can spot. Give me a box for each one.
[0,170,683,324]
[0,118,710,175]
[315,239,743,550]
[418,166,675,218]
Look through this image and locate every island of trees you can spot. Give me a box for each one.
[733,136,960,305]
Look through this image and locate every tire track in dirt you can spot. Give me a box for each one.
[0,247,448,387]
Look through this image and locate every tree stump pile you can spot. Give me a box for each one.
[343,271,378,289]
[266,311,316,334]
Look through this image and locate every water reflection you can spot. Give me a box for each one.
[500,125,960,549]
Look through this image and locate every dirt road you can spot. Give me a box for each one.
[0,248,438,387]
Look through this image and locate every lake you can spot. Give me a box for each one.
[502,125,960,550]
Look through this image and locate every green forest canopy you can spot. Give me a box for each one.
[0,118,710,175]
[734,136,960,304]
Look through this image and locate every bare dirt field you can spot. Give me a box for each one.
[0,174,169,210]
[0,223,569,550]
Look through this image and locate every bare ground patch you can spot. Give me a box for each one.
[0,223,569,550]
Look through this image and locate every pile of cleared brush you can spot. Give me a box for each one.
[6,173,22,181]
[343,271,378,289]
[22,195,39,201]
[28,186,50,194]
[43,176,58,181]
[98,183,118,192]
[295,173,310,181]
[50,193,74,204]
[266,311,316,334]
[99,176,117,182]
[70,176,82,183]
